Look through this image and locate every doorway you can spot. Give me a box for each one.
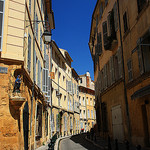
[111,105,124,141]
[23,102,29,150]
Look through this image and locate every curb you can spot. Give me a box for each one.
[54,135,72,150]
[85,136,108,150]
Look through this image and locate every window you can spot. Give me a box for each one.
[45,111,48,136]
[99,3,103,19]
[43,68,48,93]
[0,0,5,51]
[79,96,81,104]
[35,14,38,40]
[97,32,102,55]
[83,97,85,105]
[38,60,41,88]
[86,97,88,105]
[63,76,65,81]
[29,0,31,14]
[113,2,118,32]
[123,12,128,33]
[105,0,108,6]
[103,21,111,50]
[91,110,93,119]
[41,0,43,13]
[90,98,92,105]
[64,95,66,101]
[80,78,82,83]
[40,28,42,51]
[137,33,150,74]
[127,59,133,81]
[27,34,31,72]
[88,109,90,118]
[137,0,147,13]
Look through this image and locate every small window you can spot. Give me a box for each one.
[127,59,133,81]
[123,12,128,33]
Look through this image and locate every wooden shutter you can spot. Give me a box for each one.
[99,3,103,19]
[110,56,115,84]
[113,2,118,32]
[34,50,36,82]
[118,47,123,78]
[40,28,42,51]
[43,69,46,92]
[38,60,41,88]
[68,81,72,93]
[28,34,31,72]
[45,54,49,69]
[137,38,144,74]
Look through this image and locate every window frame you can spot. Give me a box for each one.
[0,0,5,52]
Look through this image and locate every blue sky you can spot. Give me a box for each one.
[52,0,97,80]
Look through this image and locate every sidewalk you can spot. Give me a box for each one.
[85,134,150,150]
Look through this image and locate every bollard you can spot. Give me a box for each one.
[108,136,112,150]
[124,140,129,150]
[115,139,119,150]
[136,145,141,150]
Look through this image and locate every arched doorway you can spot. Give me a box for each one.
[23,102,29,150]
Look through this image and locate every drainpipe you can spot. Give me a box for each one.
[116,0,131,142]
[32,0,36,148]
[49,44,53,138]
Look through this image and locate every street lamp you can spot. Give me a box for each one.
[42,30,52,44]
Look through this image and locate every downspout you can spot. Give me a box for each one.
[32,0,36,148]
[116,0,131,142]
[49,44,53,138]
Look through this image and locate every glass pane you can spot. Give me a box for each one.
[0,1,3,12]
[0,13,3,36]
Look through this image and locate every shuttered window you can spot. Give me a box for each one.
[56,114,59,131]
[99,3,103,19]
[123,12,128,33]
[137,38,144,74]
[38,60,41,88]
[104,64,107,89]
[44,44,46,59]
[68,81,72,93]
[97,32,102,55]
[91,110,93,119]
[35,14,38,40]
[34,50,36,82]
[105,0,108,6]
[127,59,133,81]
[114,52,119,81]
[0,0,5,51]
[88,109,90,118]
[103,21,108,46]
[113,2,118,32]
[42,68,48,93]
[70,100,72,111]
[40,28,42,51]
[52,113,55,131]
[118,47,123,78]
[41,0,43,13]
[29,0,31,14]
[27,34,31,72]
[110,56,115,84]
[106,62,111,87]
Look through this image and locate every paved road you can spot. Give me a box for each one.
[59,133,101,150]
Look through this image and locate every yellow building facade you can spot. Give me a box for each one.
[0,0,54,149]
[89,0,150,148]
[79,72,96,132]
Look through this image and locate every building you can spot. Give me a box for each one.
[79,72,96,132]
[118,0,150,147]
[89,0,150,147]
[72,68,80,135]
[0,0,54,149]
[89,0,130,142]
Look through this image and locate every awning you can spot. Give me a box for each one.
[131,85,150,100]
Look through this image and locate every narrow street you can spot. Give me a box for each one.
[59,134,101,150]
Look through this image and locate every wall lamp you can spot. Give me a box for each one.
[26,20,52,44]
